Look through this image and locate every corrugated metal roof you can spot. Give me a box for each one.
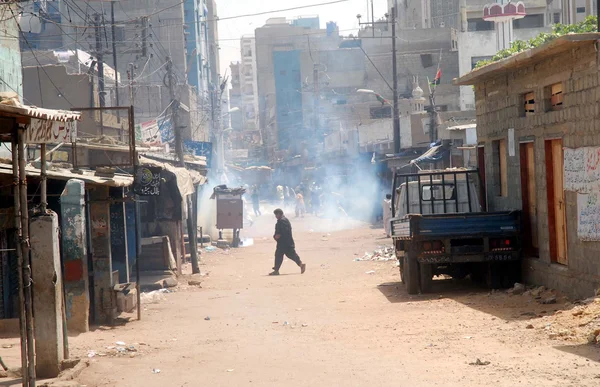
[0,100,81,122]
[0,163,133,187]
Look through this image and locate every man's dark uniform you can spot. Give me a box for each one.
[273,216,302,271]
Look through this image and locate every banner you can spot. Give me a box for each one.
[135,120,162,146]
[184,141,213,167]
[158,115,174,143]
[577,192,600,241]
[564,147,600,192]
[25,119,77,144]
[133,166,161,196]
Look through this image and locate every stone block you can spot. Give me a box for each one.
[117,289,137,313]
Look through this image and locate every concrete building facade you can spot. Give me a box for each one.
[456,33,600,299]
[0,4,23,98]
[239,35,259,133]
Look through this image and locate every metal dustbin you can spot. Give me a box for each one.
[211,186,246,247]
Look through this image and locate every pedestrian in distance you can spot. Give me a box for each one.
[295,191,306,218]
[270,208,306,276]
[251,185,261,216]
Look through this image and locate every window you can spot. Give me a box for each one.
[523,92,535,116]
[553,13,560,23]
[493,139,508,197]
[471,56,492,69]
[577,7,586,13]
[370,106,392,119]
[422,185,455,201]
[546,83,563,111]
[513,14,544,29]
[467,18,494,31]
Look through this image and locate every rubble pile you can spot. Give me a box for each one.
[354,246,396,262]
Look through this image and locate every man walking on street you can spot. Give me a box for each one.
[270,208,306,276]
[383,194,392,237]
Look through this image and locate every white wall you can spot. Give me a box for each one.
[457,26,550,110]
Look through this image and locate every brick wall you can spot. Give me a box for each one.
[474,41,600,299]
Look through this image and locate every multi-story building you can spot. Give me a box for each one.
[228,61,242,132]
[239,35,259,133]
[457,0,596,111]
[255,16,342,162]
[0,4,22,98]
[19,0,218,144]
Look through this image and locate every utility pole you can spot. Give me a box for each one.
[110,2,120,117]
[391,1,400,154]
[313,64,320,141]
[141,16,149,58]
[94,14,106,135]
[166,57,184,165]
[166,57,200,274]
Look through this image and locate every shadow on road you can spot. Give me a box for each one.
[554,344,600,362]
[377,277,569,322]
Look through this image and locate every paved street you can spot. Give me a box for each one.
[56,213,600,386]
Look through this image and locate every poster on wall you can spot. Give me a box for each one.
[577,192,600,241]
[564,147,600,192]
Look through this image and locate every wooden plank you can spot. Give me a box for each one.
[545,140,557,263]
[552,139,568,265]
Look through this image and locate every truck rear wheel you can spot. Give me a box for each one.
[403,252,419,295]
[419,263,433,293]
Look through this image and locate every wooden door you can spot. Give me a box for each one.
[520,142,538,256]
[477,146,487,211]
[545,139,568,265]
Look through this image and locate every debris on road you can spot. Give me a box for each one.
[469,359,491,366]
[365,270,376,275]
[227,369,234,372]
[204,316,211,321]
[205,246,217,252]
[354,246,396,262]
[152,368,161,374]
[508,283,526,295]
[541,296,557,305]
[140,289,169,304]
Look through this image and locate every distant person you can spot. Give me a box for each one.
[295,191,306,218]
[383,194,392,237]
[270,208,306,276]
[251,186,261,216]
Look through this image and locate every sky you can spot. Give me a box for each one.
[216,0,389,77]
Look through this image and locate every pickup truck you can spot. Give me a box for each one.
[390,168,521,294]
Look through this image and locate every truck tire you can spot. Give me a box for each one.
[419,263,433,293]
[403,251,419,295]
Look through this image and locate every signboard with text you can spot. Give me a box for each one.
[25,119,77,144]
[184,140,213,167]
[133,166,161,196]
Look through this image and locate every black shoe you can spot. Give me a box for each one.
[301,263,306,274]
[269,270,280,276]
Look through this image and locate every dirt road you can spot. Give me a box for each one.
[67,213,600,386]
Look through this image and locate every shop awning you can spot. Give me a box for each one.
[0,163,133,187]
[139,156,206,199]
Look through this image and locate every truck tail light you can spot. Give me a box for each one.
[422,240,444,254]
[490,238,513,251]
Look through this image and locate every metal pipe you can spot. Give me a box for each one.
[12,135,29,387]
[442,174,447,213]
[466,170,473,213]
[405,176,409,215]
[130,106,142,321]
[391,1,401,154]
[429,174,434,214]
[18,128,36,386]
[40,144,47,213]
[417,176,423,214]
[453,172,459,212]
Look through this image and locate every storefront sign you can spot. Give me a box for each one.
[25,119,77,144]
[133,166,161,196]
